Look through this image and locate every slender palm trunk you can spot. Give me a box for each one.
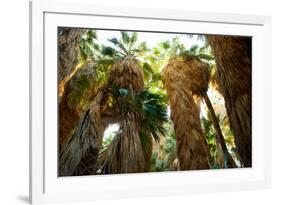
[207,36,252,167]
[202,92,237,168]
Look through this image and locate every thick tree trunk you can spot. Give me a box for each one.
[99,112,146,174]
[162,62,210,170]
[58,62,96,149]
[207,36,252,167]
[58,28,97,150]
[58,28,88,149]
[58,82,80,149]
[58,28,87,87]
[202,93,237,168]
[59,90,106,176]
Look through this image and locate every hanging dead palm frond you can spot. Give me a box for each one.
[162,58,210,170]
[59,89,107,176]
[172,54,236,168]
[107,59,144,92]
[59,109,101,176]
[98,112,145,174]
[181,55,210,96]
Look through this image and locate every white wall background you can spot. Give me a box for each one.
[0,0,279,204]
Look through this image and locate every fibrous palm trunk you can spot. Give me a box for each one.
[58,28,87,89]
[181,55,236,168]
[59,89,107,176]
[140,133,153,172]
[99,112,146,174]
[58,28,88,149]
[207,36,252,167]
[162,59,210,170]
[108,59,144,92]
[58,61,97,149]
[59,82,80,149]
[96,58,147,174]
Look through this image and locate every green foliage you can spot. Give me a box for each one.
[105,31,149,59]
[180,44,215,63]
[201,111,220,168]
[150,122,177,172]
[201,110,240,168]
[68,74,94,108]
[102,132,117,149]
[101,46,116,56]
[121,31,130,45]
[111,88,168,142]
[138,90,168,142]
[79,30,100,61]
[73,30,234,173]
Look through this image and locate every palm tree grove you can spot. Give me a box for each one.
[58,28,252,176]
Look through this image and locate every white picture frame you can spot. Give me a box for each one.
[29,1,272,204]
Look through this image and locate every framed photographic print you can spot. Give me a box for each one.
[29,0,272,204]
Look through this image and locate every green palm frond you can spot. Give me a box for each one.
[111,87,168,142]
[79,30,100,60]
[137,90,168,142]
[108,37,128,54]
[179,43,214,62]
[68,74,94,108]
[130,32,138,44]
[121,31,130,45]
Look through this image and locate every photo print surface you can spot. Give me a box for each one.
[58,28,252,177]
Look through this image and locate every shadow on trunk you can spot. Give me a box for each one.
[207,36,252,167]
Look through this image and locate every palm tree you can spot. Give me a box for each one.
[207,35,252,167]
[59,86,109,176]
[58,29,99,149]
[98,112,146,174]
[59,31,168,175]
[184,46,237,168]
[58,28,86,148]
[178,44,237,168]
[162,57,210,170]
[58,28,87,88]
[97,88,168,174]
[202,92,237,168]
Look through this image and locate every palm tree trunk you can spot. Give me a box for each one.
[207,36,252,167]
[162,63,210,170]
[58,28,88,148]
[202,92,237,168]
[99,112,146,174]
[141,133,153,172]
[59,89,106,176]
[59,82,80,149]
[58,28,87,87]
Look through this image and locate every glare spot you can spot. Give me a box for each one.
[103,124,120,140]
